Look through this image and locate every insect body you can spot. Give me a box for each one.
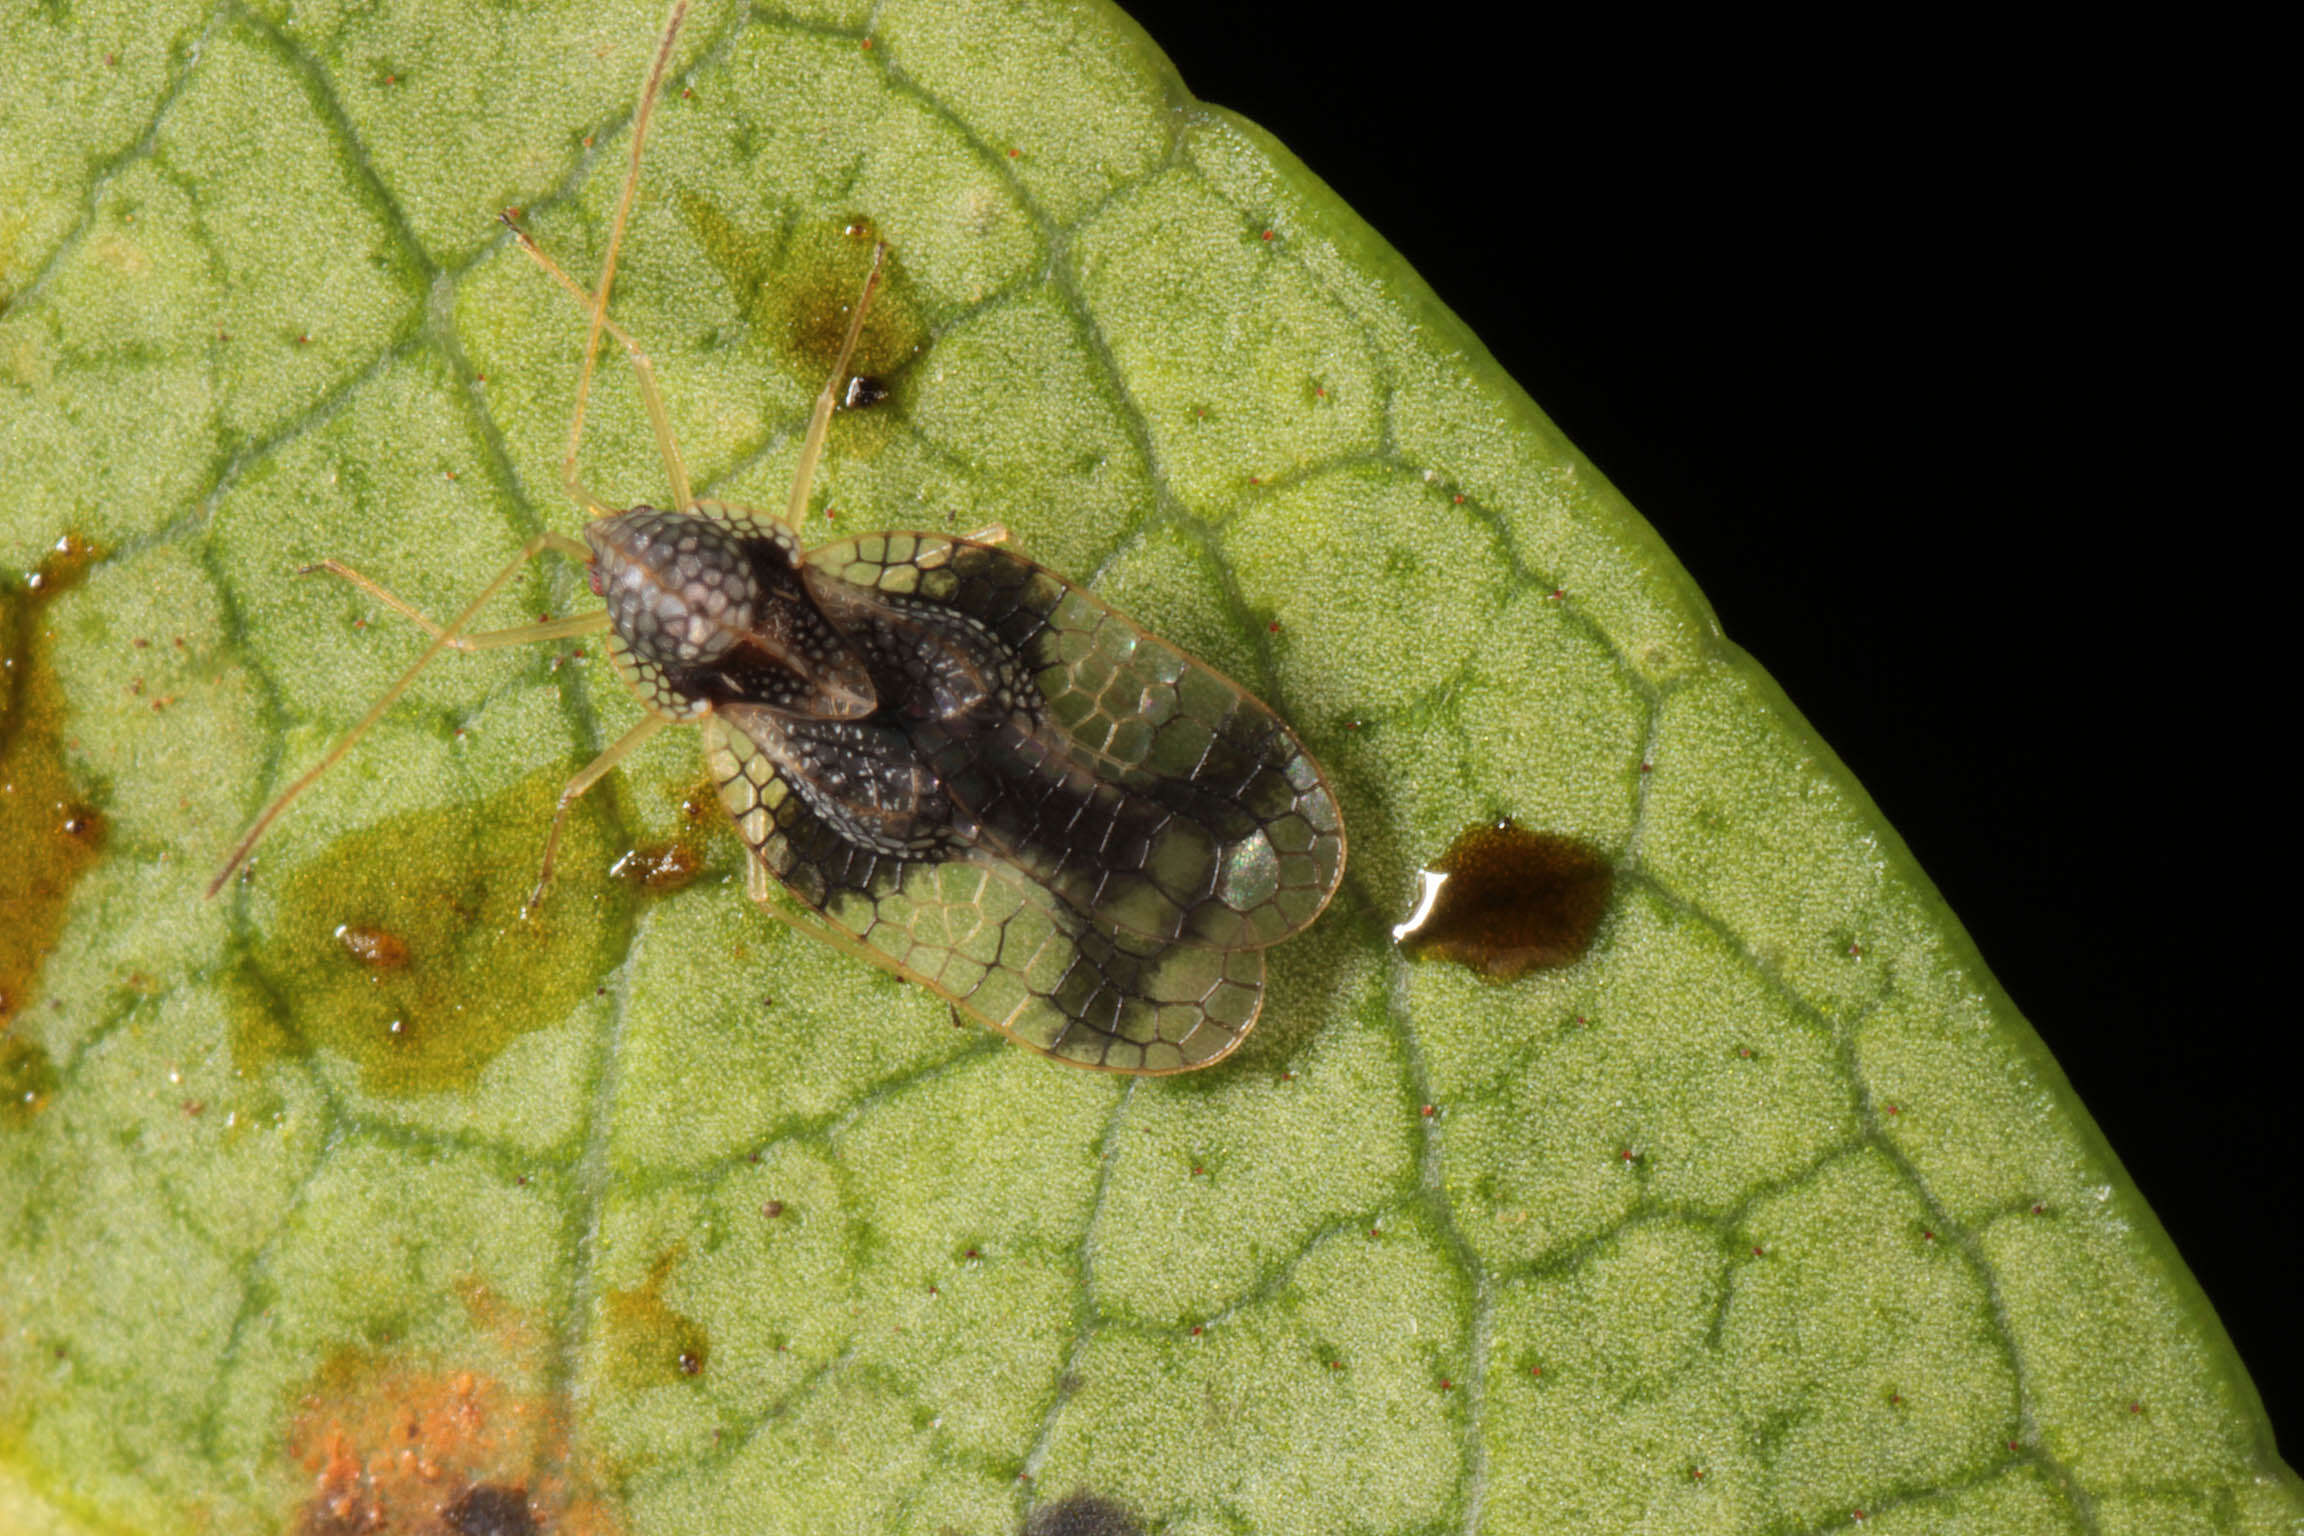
[597,503,1343,1070]
[208,2,1343,1073]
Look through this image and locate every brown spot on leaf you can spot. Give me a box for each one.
[1,536,105,1030]
[286,1354,617,1535]
[676,201,924,406]
[444,1482,538,1536]
[1393,821,1612,979]
[1,1032,57,1126]
[335,923,411,970]
[1024,1490,1148,1536]
[232,768,626,1096]
[602,1249,710,1390]
[610,840,700,893]
[674,775,719,825]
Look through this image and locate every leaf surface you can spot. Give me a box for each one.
[0,2,2292,1532]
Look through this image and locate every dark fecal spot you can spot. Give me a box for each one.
[1,535,105,1030]
[674,774,720,824]
[843,373,889,409]
[611,840,701,893]
[333,922,409,969]
[233,768,627,1096]
[1394,822,1612,979]
[603,1249,710,1391]
[676,199,926,400]
[444,1482,537,1536]
[1023,1490,1148,1536]
[1,1033,58,1126]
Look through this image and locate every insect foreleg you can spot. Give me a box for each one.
[523,712,673,917]
[209,532,587,898]
[300,553,608,649]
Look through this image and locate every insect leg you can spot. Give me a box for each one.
[301,553,609,649]
[209,533,583,898]
[501,216,694,515]
[779,240,886,534]
[523,713,673,917]
[554,0,691,517]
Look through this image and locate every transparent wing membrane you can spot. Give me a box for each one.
[707,713,1267,1073]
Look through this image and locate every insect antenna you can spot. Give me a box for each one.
[562,0,691,516]
[500,216,693,512]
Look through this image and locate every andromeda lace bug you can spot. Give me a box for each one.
[210,1,1344,1073]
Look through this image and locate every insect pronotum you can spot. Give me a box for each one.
[209,0,1346,1073]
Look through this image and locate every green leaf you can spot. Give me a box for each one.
[0,1,2291,1532]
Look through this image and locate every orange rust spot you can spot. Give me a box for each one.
[1,535,105,1033]
[287,1352,621,1535]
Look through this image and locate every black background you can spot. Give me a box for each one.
[1121,4,2290,1456]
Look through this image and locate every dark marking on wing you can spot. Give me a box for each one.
[806,536,1344,947]
[708,709,1263,1072]
[701,532,1341,1074]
